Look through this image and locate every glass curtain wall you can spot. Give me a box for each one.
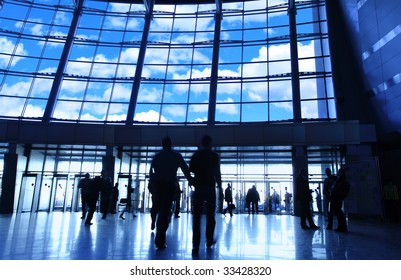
[0,0,334,124]
[11,143,341,214]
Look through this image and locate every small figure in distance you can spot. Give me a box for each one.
[222,183,235,217]
[284,187,292,213]
[120,178,133,220]
[110,182,119,214]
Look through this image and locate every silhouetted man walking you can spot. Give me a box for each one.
[149,136,192,249]
[190,135,222,255]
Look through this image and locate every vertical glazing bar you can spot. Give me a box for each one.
[313,1,329,119]
[207,0,222,126]
[126,0,154,126]
[288,0,302,122]
[42,0,84,123]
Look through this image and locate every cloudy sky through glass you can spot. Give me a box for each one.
[0,0,335,124]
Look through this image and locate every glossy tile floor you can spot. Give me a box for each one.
[1,211,401,260]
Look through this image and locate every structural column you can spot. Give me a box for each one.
[288,0,302,122]
[207,0,222,125]
[103,146,116,183]
[0,144,19,213]
[292,145,308,217]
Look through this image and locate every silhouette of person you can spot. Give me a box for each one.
[110,182,119,214]
[149,136,192,249]
[120,178,133,220]
[315,187,322,215]
[246,185,260,214]
[272,189,280,211]
[327,168,350,232]
[189,186,195,213]
[85,170,104,225]
[382,180,399,223]
[222,183,234,217]
[323,168,337,217]
[78,173,92,219]
[132,183,140,218]
[284,187,292,213]
[100,177,112,219]
[295,168,319,230]
[174,182,182,218]
[189,135,222,255]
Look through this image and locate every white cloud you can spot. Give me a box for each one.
[189,103,208,113]
[30,22,44,36]
[23,104,45,118]
[134,109,169,122]
[52,101,80,120]
[0,37,28,67]
[120,48,140,64]
[0,96,24,116]
[55,11,70,25]
[66,54,118,77]
[163,105,186,117]
[1,78,53,98]
[137,87,162,103]
[104,84,132,101]
[222,0,288,26]
[107,113,126,122]
[217,98,238,115]
[191,116,208,123]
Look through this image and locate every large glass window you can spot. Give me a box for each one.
[0,0,334,124]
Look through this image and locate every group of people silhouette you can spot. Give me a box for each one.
[148,134,221,255]
[295,166,350,232]
[78,136,352,256]
[78,170,114,225]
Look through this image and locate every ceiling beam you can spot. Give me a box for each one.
[0,120,376,147]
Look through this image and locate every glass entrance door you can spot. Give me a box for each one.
[117,175,131,202]
[38,176,53,211]
[18,175,37,212]
[239,181,266,214]
[52,176,68,211]
[73,174,86,212]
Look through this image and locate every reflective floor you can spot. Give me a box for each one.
[1,211,401,260]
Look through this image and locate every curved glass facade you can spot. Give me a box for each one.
[0,0,335,124]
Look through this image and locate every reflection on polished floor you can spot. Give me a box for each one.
[1,211,400,260]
